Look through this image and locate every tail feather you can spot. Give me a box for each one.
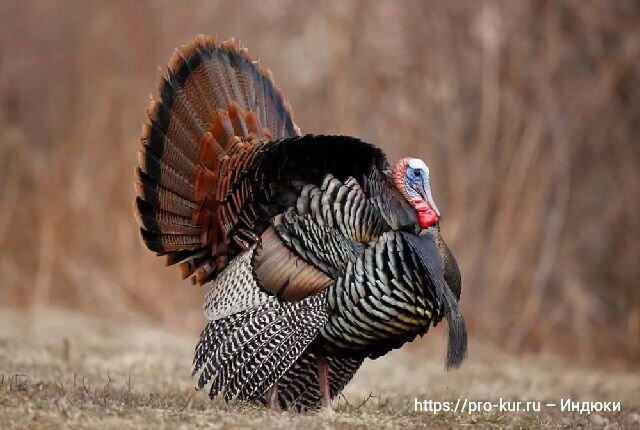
[134,176,196,219]
[142,122,197,179]
[147,96,201,157]
[173,48,216,121]
[135,198,199,235]
[135,36,300,281]
[136,150,194,201]
[139,230,200,253]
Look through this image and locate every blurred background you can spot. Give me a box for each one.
[0,0,638,367]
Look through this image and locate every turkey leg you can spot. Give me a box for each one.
[267,382,279,409]
[317,356,331,408]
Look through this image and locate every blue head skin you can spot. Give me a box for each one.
[404,158,440,217]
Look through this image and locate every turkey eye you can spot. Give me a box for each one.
[414,170,421,177]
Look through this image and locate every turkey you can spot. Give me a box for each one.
[134,36,466,411]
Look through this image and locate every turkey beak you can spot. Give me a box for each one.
[418,186,441,217]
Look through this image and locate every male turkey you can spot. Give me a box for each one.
[134,36,466,410]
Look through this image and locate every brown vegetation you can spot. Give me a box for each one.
[1,310,639,428]
[0,1,639,365]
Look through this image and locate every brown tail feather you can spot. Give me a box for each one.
[136,151,194,201]
[135,36,299,284]
[134,169,197,218]
[141,123,196,179]
[135,198,200,235]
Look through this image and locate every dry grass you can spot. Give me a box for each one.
[0,1,639,365]
[1,2,639,427]
[1,310,639,429]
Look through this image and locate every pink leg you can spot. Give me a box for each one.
[267,382,279,409]
[317,356,331,408]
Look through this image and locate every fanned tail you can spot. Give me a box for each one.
[134,36,300,284]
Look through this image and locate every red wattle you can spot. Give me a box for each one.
[412,200,439,229]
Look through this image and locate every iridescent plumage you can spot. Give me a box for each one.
[134,36,466,410]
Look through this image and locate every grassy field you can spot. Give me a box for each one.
[1,309,638,429]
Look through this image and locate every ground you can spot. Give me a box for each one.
[0,310,638,429]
